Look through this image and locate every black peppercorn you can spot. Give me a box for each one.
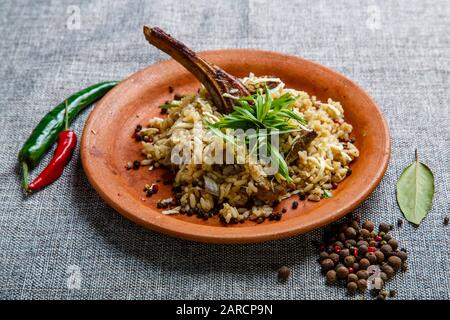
[397,218,403,227]
[444,217,449,225]
[291,201,298,209]
[133,160,141,169]
[278,266,290,282]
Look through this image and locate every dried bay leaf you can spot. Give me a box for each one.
[396,150,434,225]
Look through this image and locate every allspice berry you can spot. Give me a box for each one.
[339,248,350,259]
[329,253,340,264]
[357,279,367,291]
[360,228,371,238]
[363,220,375,232]
[347,273,358,283]
[380,244,393,256]
[374,250,385,263]
[321,258,334,271]
[345,227,357,239]
[396,250,408,262]
[347,281,358,293]
[366,252,377,264]
[336,266,349,279]
[388,256,402,271]
[344,255,355,267]
[383,234,392,242]
[338,232,346,242]
[381,264,395,279]
[388,239,399,251]
[353,263,360,272]
[356,270,369,280]
[326,270,337,284]
[356,240,369,247]
[379,222,391,233]
[379,272,388,282]
[359,258,370,269]
[319,251,329,260]
[358,245,368,256]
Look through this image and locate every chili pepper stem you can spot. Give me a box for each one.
[64,100,69,130]
[21,162,29,193]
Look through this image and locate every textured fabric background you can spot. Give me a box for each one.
[0,0,448,300]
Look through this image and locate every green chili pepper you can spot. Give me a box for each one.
[18,80,119,191]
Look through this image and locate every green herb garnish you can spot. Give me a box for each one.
[159,103,177,109]
[322,190,333,198]
[209,87,307,181]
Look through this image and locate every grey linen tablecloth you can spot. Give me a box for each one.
[0,0,449,300]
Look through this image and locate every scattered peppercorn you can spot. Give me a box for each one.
[389,289,397,298]
[397,218,403,227]
[277,266,290,282]
[281,208,287,213]
[168,86,174,93]
[444,217,449,225]
[291,201,298,209]
[132,160,141,170]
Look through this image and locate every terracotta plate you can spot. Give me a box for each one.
[81,49,390,243]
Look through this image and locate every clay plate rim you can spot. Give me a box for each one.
[80,49,390,244]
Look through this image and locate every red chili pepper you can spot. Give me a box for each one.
[28,101,77,192]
